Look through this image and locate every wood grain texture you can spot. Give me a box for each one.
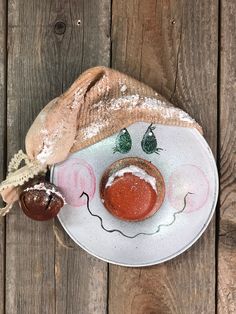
[110,1,218,313]
[53,1,110,313]
[6,1,110,313]
[52,1,110,313]
[218,0,236,313]
[0,0,6,313]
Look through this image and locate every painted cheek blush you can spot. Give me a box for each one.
[55,158,96,207]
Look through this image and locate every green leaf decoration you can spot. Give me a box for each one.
[113,128,132,154]
[141,124,163,155]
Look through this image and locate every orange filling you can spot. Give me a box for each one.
[103,173,159,221]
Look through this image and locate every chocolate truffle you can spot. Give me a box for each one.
[19,178,65,221]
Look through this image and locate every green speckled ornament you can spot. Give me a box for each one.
[113,128,132,154]
[141,124,163,155]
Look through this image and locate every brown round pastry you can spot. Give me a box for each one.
[19,177,65,221]
[100,157,165,221]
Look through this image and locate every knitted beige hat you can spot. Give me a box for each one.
[0,66,202,216]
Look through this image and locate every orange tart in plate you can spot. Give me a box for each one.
[100,157,165,221]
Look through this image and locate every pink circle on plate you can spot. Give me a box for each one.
[55,158,96,207]
[168,164,209,213]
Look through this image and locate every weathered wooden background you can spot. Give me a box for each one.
[0,0,235,313]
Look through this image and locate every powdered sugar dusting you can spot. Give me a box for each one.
[92,100,103,110]
[71,88,85,110]
[118,79,128,94]
[97,74,110,98]
[142,97,195,124]
[120,84,127,93]
[42,91,197,151]
[81,120,108,140]
[37,124,64,164]
[40,129,49,136]
[92,95,195,124]
[24,182,66,203]
[110,94,140,111]
[37,130,54,164]
[37,146,53,164]
[177,109,195,122]
[119,79,128,94]
[142,97,167,108]
[83,95,196,141]
[106,165,157,192]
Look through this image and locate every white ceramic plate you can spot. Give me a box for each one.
[51,122,218,267]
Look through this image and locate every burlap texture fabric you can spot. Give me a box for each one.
[0,66,202,216]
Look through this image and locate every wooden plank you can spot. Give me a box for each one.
[110,1,218,313]
[54,2,110,313]
[6,1,110,313]
[0,0,6,312]
[218,0,236,313]
[6,2,60,312]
